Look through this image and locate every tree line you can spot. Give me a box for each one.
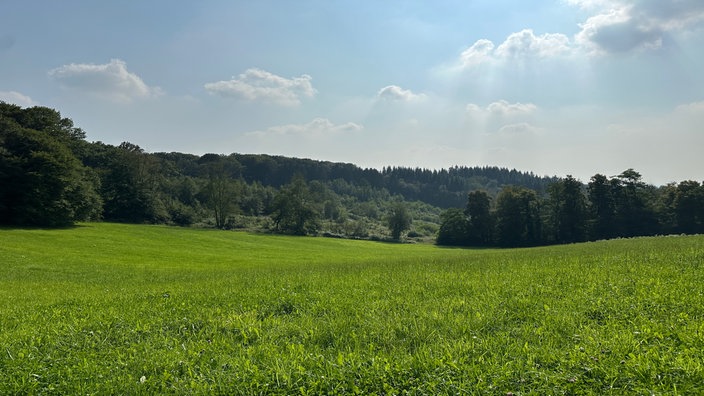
[3,103,701,246]
[437,172,704,248]
[0,104,553,236]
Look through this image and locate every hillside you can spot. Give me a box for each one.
[155,152,558,209]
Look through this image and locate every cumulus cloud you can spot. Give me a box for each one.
[48,59,161,101]
[204,68,317,106]
[456,0,704,66]
[247,118,363,138]
[495,29,572,58]
[574,0,704,54]
[576,6,663,53]
[0,91,38,107]
[459,29,571,68]
[377,85,426,102]
[459,39,495,67]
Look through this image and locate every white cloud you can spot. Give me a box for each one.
[465,101,541,138]
[459,29,571,69]
[204,68,316,106]
[487,100,538,116]
[48,59,161,102]
[495,29,572,58]
[457,1,704,66]
[0,91,38,107]
[564,0,612,9]
[467,100,538,117]
[459,39,495,67]
[247,118,363,138]
[377,85,426,102]
[574,0,704,54]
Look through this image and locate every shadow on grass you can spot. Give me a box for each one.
[435,244,497,251]
[0,223,92,231]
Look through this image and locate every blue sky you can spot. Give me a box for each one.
[2,0,703,184]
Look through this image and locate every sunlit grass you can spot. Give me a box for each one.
[1,223,703,394]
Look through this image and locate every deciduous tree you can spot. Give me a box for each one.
[673,180,704,234]
[547,175,587,244]
[436,208,469,246]
[200,154,240,229]
[271,176,320,235]
[0,104,102,226]
[465,190,493,246]
[494,186,541,247]
[386,201,412,240]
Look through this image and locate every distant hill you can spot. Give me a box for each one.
[155,152,559,209]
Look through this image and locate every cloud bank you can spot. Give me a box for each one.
[465,100,540,136]
[247,118,363,138]
[457,0,704,68]
[205,68,317,106]
[573,0,704,54]
[377,85,427,102]
[576,5,662,53]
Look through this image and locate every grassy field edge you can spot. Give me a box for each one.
[1,223,703,394]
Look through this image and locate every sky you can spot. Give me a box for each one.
[1,0,703,185]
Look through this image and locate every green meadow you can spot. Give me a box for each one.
[1,223,703,394]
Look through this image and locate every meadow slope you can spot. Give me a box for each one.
[1,223,703,394]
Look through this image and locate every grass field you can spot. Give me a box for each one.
[1,223,703,394]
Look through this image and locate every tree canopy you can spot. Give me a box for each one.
[386,202,412,240]
[0,103,101,226]
[3,103,702,247]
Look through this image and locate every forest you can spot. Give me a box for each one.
[2,102,703,247]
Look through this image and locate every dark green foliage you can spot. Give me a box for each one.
[239,181,275,216]
[658,180,704,235]
[3,102,702,245]
[587,173,616,240]
[547,175,587,244]
[0,103,102,226]
[271,176,320,235]
[436,208,469,246]
[99,142,168,223]
[586,170,659,240]
[386,201,412,240]
[200,154,241,229]
[437,170,700,248]
[672,180,704,234]
[612,169,659,237]
[465,190,493,246]
[495,186,542,247]
[233,153,557,208]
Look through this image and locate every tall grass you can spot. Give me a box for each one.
[1,223,703,394]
